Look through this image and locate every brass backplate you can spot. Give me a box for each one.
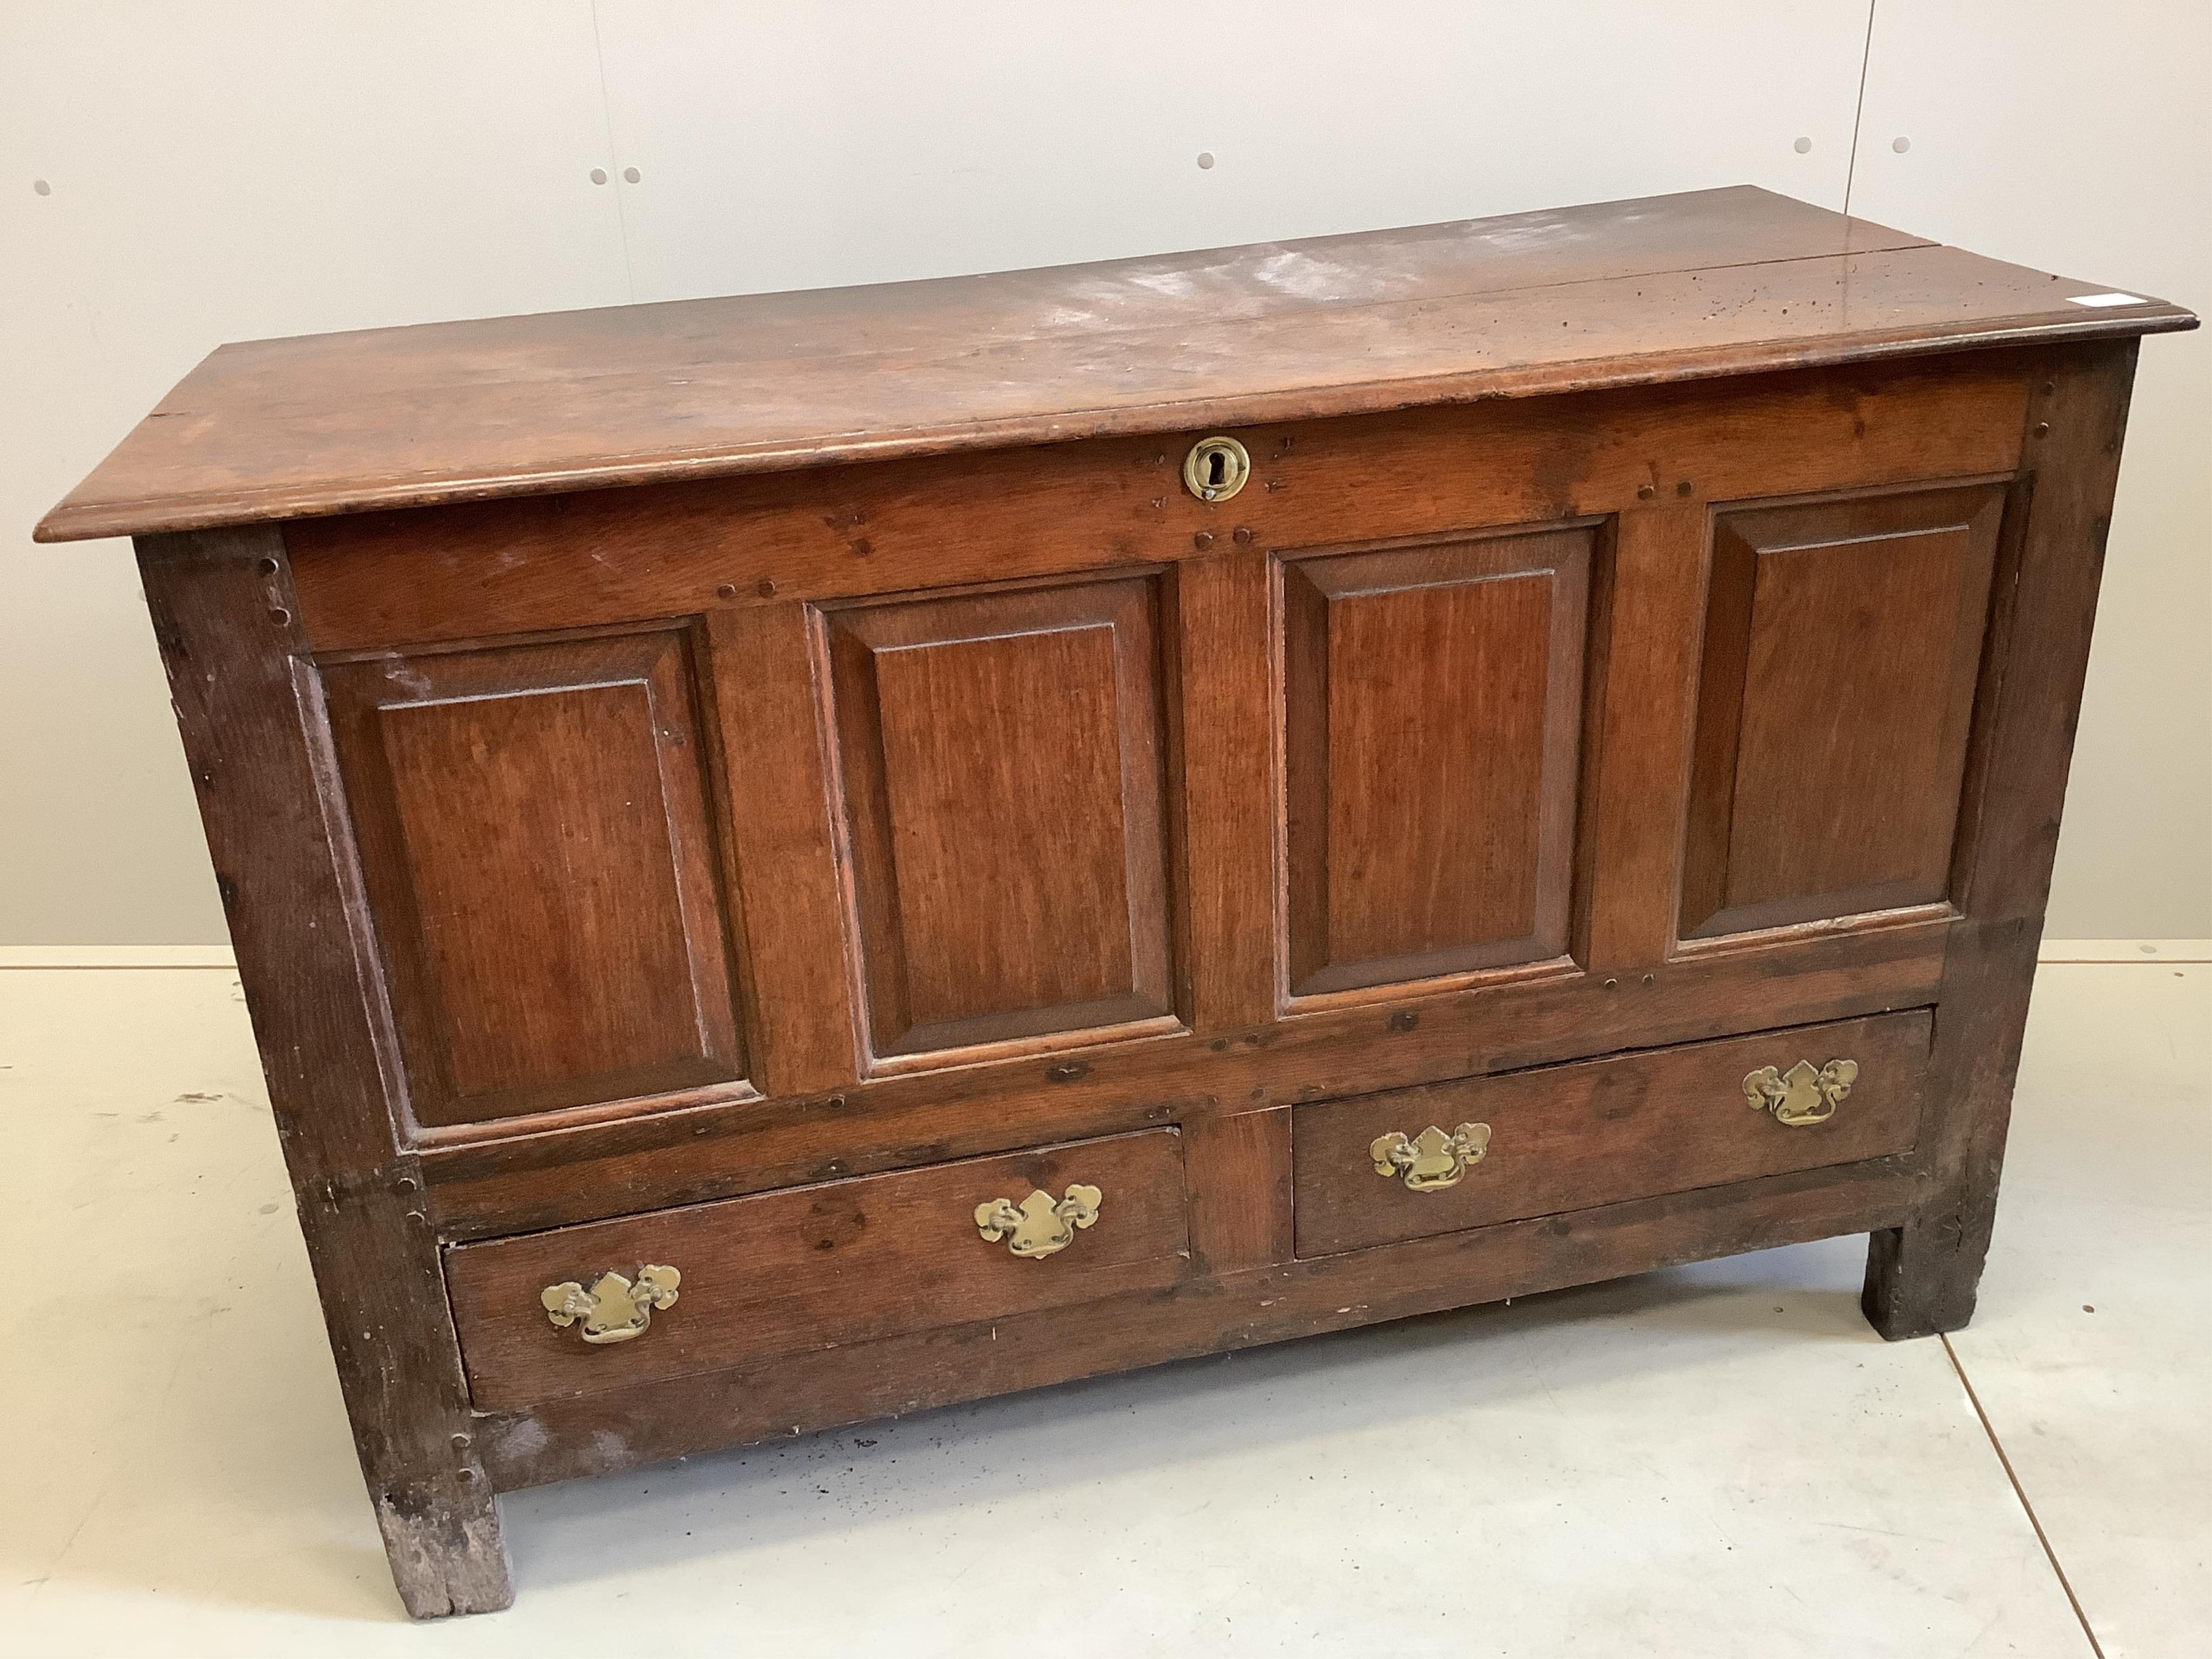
[1182,435,1251,503]
[541,1263,682,1344]
[1370,1122,1492,1191]
[1743,1058,1858,1127]
[975,1184,1103,1259]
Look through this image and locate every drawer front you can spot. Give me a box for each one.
[1293,1011,1930,1258]
[448,1128,1188,1409]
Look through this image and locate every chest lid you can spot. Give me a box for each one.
[36,185,2193,544]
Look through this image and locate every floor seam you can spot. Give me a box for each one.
[1941,1332,2106,1659]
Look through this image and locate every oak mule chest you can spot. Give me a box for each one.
[41,187,2194,1616]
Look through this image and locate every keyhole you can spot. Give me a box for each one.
[1181,435,1251,502]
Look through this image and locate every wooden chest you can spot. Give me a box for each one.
[39,186,2194,1616]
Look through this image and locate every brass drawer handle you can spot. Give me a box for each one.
[1743,1058,1859,1127]
[975,1184,1102,1259]
[540,1264,682,1345]
[1370,1122,1491,1192]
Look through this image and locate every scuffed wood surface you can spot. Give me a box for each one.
[137,528,512,1616]
[38,186,2191,542]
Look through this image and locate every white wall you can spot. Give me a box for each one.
[3,2,2204,944]
[1846,0,2211,940]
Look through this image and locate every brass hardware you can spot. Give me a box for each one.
[540,1264,682,1345]
[1743,1058,1859,1127]
[974,1185,1103,1259]
[1182,435,1251,503]
[1370,1122,1492,1191]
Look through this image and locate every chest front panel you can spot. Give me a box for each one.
[291,356,2029,1221]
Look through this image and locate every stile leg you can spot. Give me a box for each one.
[374,1483,513,1618]
[139,527,515,1617]
[1862,1212,1990,1340]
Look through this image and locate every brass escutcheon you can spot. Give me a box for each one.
[541,1264,682,1345]
[1181,435,1251,503]
[1370,1122,1492,1191]
[1743,1058,1859,1127]
[975,1184,1103,1259]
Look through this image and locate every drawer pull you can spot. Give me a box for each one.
[1743,1058,1859,1127]
[974,1184,1103,1259]
[539,1264,682,1345]
[1370,1122,1491,1192]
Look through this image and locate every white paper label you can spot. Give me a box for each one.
[2067,292,2145,307]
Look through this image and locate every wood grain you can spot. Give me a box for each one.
[701,605,862,1095]
[1681,484,2005,940]
[1582,501,1708,972]
[818,574,1178,1060]
[1281,525,1591,997]
[322,628,746,1127]
[1183,1110,1293,1273]
[1293,1011,1931,1258]
[447,1128,1189,1410]
[136,528,511,1616]
[421,916,1952,1239]
[1174,550,1277,1029]
[477,1155,1927,1491]
[1865,342,2143,1337]
[280,358,2038,653]
[39,189,2188,544]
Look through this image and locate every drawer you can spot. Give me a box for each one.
[1292,1011,1930,1258]
[447,1128,1189,1409]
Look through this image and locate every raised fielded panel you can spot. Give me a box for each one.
[1280,525,1595,1000]
[1680,483,2006,942]
[320,626,747,1130]
[818,574,1179,1062]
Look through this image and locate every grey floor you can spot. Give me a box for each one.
[3,950,2204,1657]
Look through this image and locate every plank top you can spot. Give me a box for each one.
[37,186,2194,543]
